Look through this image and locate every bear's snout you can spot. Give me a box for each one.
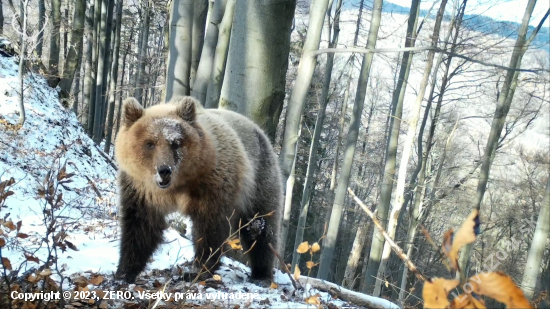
[155,165,172,189]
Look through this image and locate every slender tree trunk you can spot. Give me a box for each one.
[18,0,28,126]
[190,0,208,90]
[87,0,101,136]
[59,0,86,99]
[204,0,236,108]
[47,0,62,87]
[36,0,45,57]
[134,1,151,102]
[279,0,329,176]
[116,30,134,136]
[291,0,343,272]
[104,0,123,154]
[458,0,539,276]
[92,0,113,144]
[330,76,350,190]
[522,177,549,300]
[192,0,227,104]
[317,0,383,280]
[165,0,194,101]
[373,0,448,297]
[279,117,302,261]
[82,2,94,130]
[363,0,420,293]
[342,219,369,289]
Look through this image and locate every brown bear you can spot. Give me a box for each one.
[114,96,282,284]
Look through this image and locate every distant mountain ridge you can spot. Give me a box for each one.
[342,1,550,51]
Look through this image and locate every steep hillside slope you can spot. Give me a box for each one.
[0,47,397,308]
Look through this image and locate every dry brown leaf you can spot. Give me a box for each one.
[2,257,12,270]
[16,221,22,232]
[270,282,278,289]
[296,241,310,254]
[450,293,486,309]
[311,242,321,253]
[24,253,40,263]
[212,274,222,281]
[305,293,321,305]
[0,237,5,247]
[198,281,206,286]
[73,275,88,287]
[306,261,316,269]
[94,289,107,299]
[445,210,479,271]
[26,274,40,283]
[89,275,104,286]
[39,269,52,277]
[134,286,144,293]
[227,238,242,250]
[423,278,460,309]
[3,221,16,231]
[293,265,301,281]
[98,301,108,309]
[469,272,531,309]
[17,233,29,239]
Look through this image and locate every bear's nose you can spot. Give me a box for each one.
[158,165,172,178]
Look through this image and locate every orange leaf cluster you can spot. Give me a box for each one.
[423,210,531,309]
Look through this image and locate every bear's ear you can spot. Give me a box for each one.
[122,97,144,127]
[173,97,197,123]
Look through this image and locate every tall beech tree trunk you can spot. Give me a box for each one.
[219,0,295,139]
[372,0,448,297]
[458,0,538,277]
[363,0,420,293]
[37,0,45,57]
[134,1,151,102]
[104,0,123,154]
[279,0,328,176]
[521,177,549,300]
[317,0,383,281]
[192,0,227,105]
[59,0,86,99]
[291,0,343,273]
[396,3,465,303]
[92,0,114,144]
[47,0,62,87]
[189,0,208,90]
[86,0,101,136]
[165,0,194,101]
[204,0,236,108]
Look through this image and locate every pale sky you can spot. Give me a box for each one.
[385,0,550,26]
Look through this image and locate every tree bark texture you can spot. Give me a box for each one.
[219,0,296,141]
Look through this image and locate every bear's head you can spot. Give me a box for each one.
[115,96,211,190]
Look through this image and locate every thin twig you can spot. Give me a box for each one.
[268,243,301,290]
[348,188,428,282]
[312,46,545,73]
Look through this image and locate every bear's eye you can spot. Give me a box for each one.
[146,142,155,149]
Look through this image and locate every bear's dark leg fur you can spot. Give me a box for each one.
[240,130,282,282]
[190,210,230,276]
[116,172,167,283]
[240,214,278,281]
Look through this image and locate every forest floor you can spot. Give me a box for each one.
[0,43,397,309]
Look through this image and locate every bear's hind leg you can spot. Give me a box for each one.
[241,215,278,282]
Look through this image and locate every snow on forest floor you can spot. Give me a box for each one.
[0,47,397,308]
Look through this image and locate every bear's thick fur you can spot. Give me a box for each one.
[114,96,282,284]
